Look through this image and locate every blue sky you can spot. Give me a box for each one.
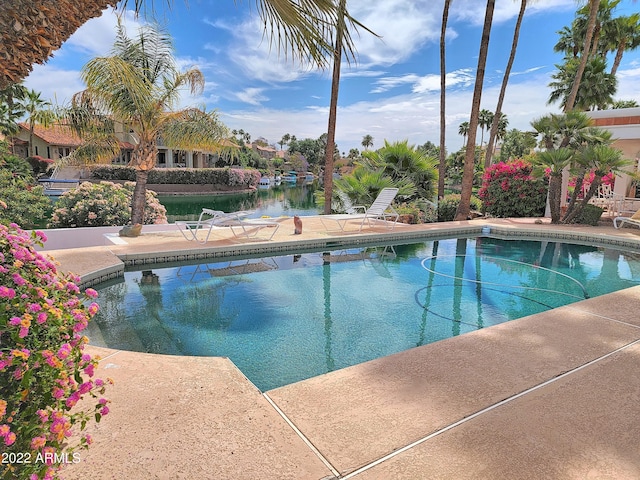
[24,0,640,154]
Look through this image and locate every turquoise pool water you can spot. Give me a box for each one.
[88,237,640,391]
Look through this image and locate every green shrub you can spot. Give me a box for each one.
[437,194,482,222]
[396,200,437,224]
[89,165,261,188]
[478,160,547,218]
[576,203,604,226]
[0,170,51,229]
[49,182,167,228]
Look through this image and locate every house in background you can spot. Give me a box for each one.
[12,122,237,169]
[13,123,83,160]
[586,107,640,202]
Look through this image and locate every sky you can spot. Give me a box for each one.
[23,0,640,155]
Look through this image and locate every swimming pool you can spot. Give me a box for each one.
[87,236,640,391]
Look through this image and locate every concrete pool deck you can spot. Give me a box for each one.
[47,217,640,480]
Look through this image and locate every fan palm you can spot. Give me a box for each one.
[23,89,55,157]
[362,139,438,200]
[565,0,599,111]
[530,148,574,223]
[66,22,231,226]
[438,0,452,199]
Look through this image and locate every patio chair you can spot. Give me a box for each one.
[176,208,279,243]
[613,208,640,229]
[320,187,400,232]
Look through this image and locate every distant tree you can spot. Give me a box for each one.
[279,133,291,150]
[478,109,493,146]
[0,83,28,137]
[458,121,469,145]
[361,134,373,150]
[22,89,55,157]
[609,99,639,109]
[347,148,360,159]
[498,128,537,162]
[418,141,440,158]
[609,13,640,77]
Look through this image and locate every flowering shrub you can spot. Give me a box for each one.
[49,181,167,228]
[478,160,547,218]
[0,171,51,229]
[437,194,482,222]
[0,224,110,479]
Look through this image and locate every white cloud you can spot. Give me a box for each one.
[23,66,85,106]
[221,70,565,154]
[235,88,268,106]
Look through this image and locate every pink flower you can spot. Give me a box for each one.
[37,312,48,324]
[35,230,48,242]
[78,381,93,394]
[100,406,110,416]
[31,436,47,450]
[52,388,65,399]
[12,273,26,286]
[84,364,95,377]
[4,432,16,446]
[9,316,21,326]
[85,288,98,298]
[57,344,71,360]
[0,286,15,299]
[88,303,99,315]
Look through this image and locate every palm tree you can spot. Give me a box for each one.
[0,83,28,138]
[361,134,373,150]
[609,13,640,76]
[438,0,453,200]
[67,23,231,227]
[548,56,616,110]
[458,121,469,145]
[565,0,599,111]
[478,109,493,147]
[362,139,438,200]
[322,0,347,215]
[562,143,630,223]
[484,0,529,168]
[610,99,639,108]
[530,148,575,223]
[280,133,291,151]
[22,89,54,157]
[456,0,495,221]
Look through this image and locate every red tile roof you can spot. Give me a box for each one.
[19,123,83,147]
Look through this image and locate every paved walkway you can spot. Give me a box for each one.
[48,217,640,480]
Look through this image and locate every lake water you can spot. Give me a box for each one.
[159,182,322,222]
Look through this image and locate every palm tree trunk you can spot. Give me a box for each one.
[610,41,625,77]
[131,169,149,226]
[549,174,563,224]
[565,0,599,112]
[323,0,346,215]
[485,0,526,168]
[455,0,495,221]
[130,139,157,225]
[438,0,452,200]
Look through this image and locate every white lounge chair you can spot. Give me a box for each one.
[320,187,400,232]
[613,208,640,229]
[176,208,279,243]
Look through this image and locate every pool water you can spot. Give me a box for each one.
[88,237,640,391]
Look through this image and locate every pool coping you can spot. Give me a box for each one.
[51,217,640,479]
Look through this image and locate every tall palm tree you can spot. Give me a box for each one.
[484,0,529,168]
[565,0,599,111]
[438,0,453,200]
[322,0,348,215]
[22,89,54,157]
[456,0,495,221]
[361,134,373,150]
[458,121,469,145]
[67,23,231,226]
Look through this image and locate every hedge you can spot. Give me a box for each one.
[88,165,261,188]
